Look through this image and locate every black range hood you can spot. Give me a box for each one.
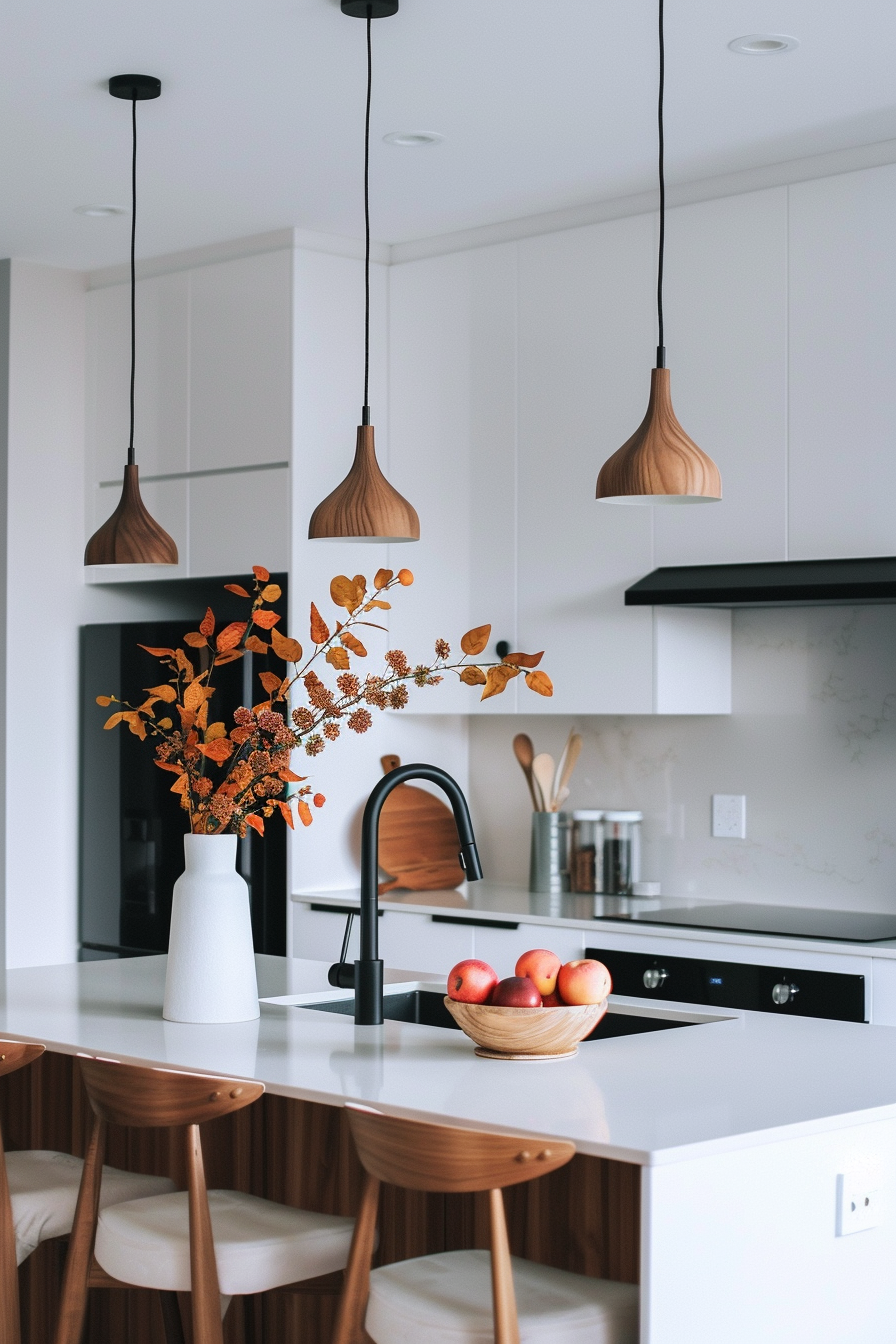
[626,557,896,607]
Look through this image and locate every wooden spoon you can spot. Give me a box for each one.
[554,733,582,806]
[553,728,575,806]
[531,753,556,816]
[512,733,540,811]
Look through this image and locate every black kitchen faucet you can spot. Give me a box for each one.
[328,764,483,1025]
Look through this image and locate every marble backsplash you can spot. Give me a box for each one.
[468,606,896,914]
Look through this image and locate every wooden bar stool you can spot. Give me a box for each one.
[55,1057,357,1344]
[333,1104,638,1344]
[0,1040,174,1344]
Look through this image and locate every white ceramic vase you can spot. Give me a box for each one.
[163,834,260,1024]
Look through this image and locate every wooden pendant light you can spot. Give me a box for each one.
[309,2,419,542]
[596,368,720,503]
[85,75,178,566]
[596,0,721,505]
[308,424,419,540]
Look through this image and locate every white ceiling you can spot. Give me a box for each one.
[1,0,896,270]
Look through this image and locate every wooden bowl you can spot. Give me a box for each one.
[444,996,607,1060]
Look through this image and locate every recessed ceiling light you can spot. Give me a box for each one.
[383,131,444,147]
[728,34,799,55]
[74,204,126,216]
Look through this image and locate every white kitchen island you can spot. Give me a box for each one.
[1,953,895,1342]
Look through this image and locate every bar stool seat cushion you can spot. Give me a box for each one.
[94,1188,355,1295]
[6,1149,175,1266]
[365,1249,638,1344]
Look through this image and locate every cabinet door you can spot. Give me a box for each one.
[517,220,656,714]
[654,188,788,566]
[789,165,896,558]
[387,245,518,714]
[292,904,357,962]
[189,464,289,577]
[472,921,585,972]
[380,912,473,976]
[189,250,292,472]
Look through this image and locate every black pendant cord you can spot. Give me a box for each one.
[656,0,666,369]
[128,95,137,465]
[362,12,372,425]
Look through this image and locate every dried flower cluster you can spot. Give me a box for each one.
[98,565,552,837]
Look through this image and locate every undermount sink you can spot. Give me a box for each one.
[301,986,707,1041]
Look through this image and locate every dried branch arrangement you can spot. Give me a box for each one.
[98,565,552,837]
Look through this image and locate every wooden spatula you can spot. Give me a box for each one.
[531,753,556,815]
[512,733,540,810]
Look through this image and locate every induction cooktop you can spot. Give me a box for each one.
[591,898,896,944]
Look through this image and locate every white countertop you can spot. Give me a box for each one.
[293,882,896,960]
[3,954,896,1167]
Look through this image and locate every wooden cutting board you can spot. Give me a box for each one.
[378,755,466,893]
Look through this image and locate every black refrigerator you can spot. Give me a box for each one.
[79,577,288,959]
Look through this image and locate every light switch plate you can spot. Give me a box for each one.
[712,794,746,839]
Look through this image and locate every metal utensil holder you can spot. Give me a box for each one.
[529,812,570,894]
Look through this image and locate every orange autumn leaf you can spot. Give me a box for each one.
[245,635,269,655]
[204,721,227,742]
[397,569,414,586]
[252,610,281,630]
[200,607,215,638]
[278,768,306,782]
[270,627,303,662]
[175,649,194,681]
[103,711,125,729]
[170,774,190,795]
[252,565,270,583]
[459,666,487,686]
[96,695,114,707]
[364,599,391,611]
[525,670,553,697]
[198,738,234,763]
[277,800,294,830]
[313,793,326,808]
[183,632,208,648]
[144,684,177,702]
[261,583,281,602]
[138,644,175,658]
[224,583,250,598]
[216,621,247,652]
[214,650,245,666]
[374,568,393,590]
[245,813,265,835]
[502,650,543,669]
[158,717,173,729]
[184,681,215,714]
[176,705,196,730]
[330,575,360,611]
[461,624,491,656]
[480,664,518,701]
[326,646,350,671]
[340,631,367,657]
[154,760,184,775]
[310,603,330,644]
[252,701,272,715]
[297,800,313,827]
[259,671,282,695]
[124,713,147,740]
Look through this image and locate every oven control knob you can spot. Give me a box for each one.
[772,982,799,1005]
[642,968,668,991]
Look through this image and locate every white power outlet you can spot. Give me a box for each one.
[837,1171,884,1236]
[711,794,746,839]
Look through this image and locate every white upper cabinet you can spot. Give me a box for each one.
[85,248,292,581]
[654,187,788,566]
[387,218,732,714]
[189,251,292,472]
[788,165,896,560]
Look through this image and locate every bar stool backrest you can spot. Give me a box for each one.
[57,1058,264,1344]
[333,1105,576,1344]
[78,1058,263,1127]
[0,1040,46,1344]
[347,1104,575,1192]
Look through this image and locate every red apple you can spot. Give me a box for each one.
[447,959,498,1004]
[491,976,542,1008]
[541,991,564,1007]
[515,948,562,997]
[557,959,612,1006]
